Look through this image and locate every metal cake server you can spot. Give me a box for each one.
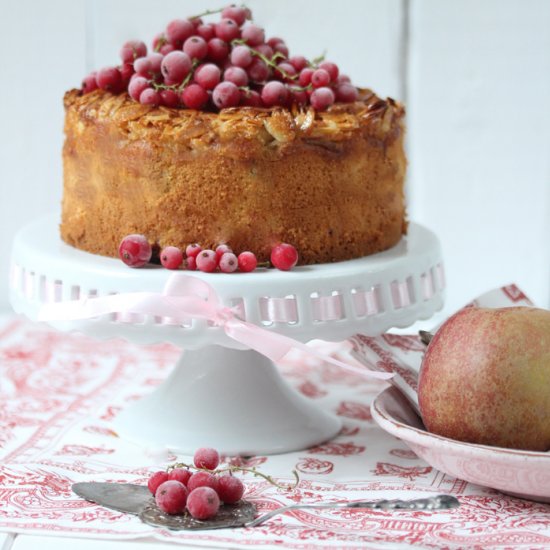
[73,482,151,515]
[244,494,459,528]
[73,482,459,530]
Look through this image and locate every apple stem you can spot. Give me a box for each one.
[419,330,434,346]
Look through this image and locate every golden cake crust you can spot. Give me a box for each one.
[61,88,407,264]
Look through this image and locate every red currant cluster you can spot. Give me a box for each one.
[81,5,358,112]
[119,234,299,272]
[148,447,244,519]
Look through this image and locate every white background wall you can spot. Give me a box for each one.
[1,0,549,316]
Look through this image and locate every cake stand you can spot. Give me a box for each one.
[10,214,444,455]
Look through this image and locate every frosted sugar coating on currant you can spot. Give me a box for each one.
[80,4,360,111]
[118,234,152,268]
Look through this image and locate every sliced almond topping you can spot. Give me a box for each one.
[263,110,296,143]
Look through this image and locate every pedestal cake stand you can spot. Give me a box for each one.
[10,215,444,455]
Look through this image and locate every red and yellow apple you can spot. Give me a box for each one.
[418,306,550,451]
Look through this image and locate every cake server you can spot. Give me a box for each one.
[73,482,151,515]
[73,482,459,530]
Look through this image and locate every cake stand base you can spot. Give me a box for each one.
[113,345,341,455]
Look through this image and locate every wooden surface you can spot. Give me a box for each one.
[0,0,549,315]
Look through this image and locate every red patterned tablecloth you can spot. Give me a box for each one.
[1,316,549,549]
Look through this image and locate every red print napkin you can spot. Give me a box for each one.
[1,284,549,549]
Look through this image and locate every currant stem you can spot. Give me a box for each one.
[179,63,197,90]
[167,462,300,491]
[151,60,199,94]
[310,52,327,67]
[154,36,167,53]
[231,39,298,81]
[190,7,224,20]
[289,84,313,93]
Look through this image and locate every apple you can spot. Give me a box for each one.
[418,306,550,451]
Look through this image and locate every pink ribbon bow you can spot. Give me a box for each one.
[38,274,393,381]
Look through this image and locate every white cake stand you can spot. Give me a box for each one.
[10,215,444,454]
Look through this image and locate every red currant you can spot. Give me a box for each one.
[310,86,335,110]
[224,66,249,87]
[161,51,192,84]
[96,66,122,92]
[166,19,194,46]
[160,43,176,56]
[194,63,221,90]
[160,89,180,108]
[197,23,216,41]
[82,73,98,94]
[190,16,203,29]
[213,81,240,109]
[217,475,244,504]
[119,63,134,86]
[247,58,270,83]
[298,67,314,87]
[289,56,308,71]
[194,447,220,470]
[255,44,274,59]
[311,68,330,88]
[119,234,152,268]
[219,252,238,273]
[160,246,183,269]
[168,468,192,486]
[271,243,299,271]
[128,76,150,101]
[274,62,297,82]
[230,45,253,68]
[261,81,289,107]
[240,89,262,107]
[241,24,265,46]
[318,61,339,81]
[187,471,219,493]
[290,87,308,106]
[196,250,218,272]
[120,40,147,64]
[238,251,257,272]
[182,84,209,109]
[134,53,163,79]
[336,83,359,103]
[272,41,289,58]
[215,18,241,42]
[186,243,202,258]
[267,37,284,49]
[139,88,161,106]
[222,5,248,26]
[155,480,188,514]
[207,38,230,63]
[183,36,208,61]
[186,487,220,520]
[147,470,169,495]
[215,244,232,260]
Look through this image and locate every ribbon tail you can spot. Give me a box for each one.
[38,292,158,321]
[38,292,219,323]
[224,319,394,381]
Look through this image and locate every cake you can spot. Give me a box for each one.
[61,6,407,267]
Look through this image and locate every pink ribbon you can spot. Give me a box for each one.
[38,274,393,381]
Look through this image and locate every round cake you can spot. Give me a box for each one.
[60,7,407,267]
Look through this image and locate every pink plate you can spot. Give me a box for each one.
[371,386,550,502]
